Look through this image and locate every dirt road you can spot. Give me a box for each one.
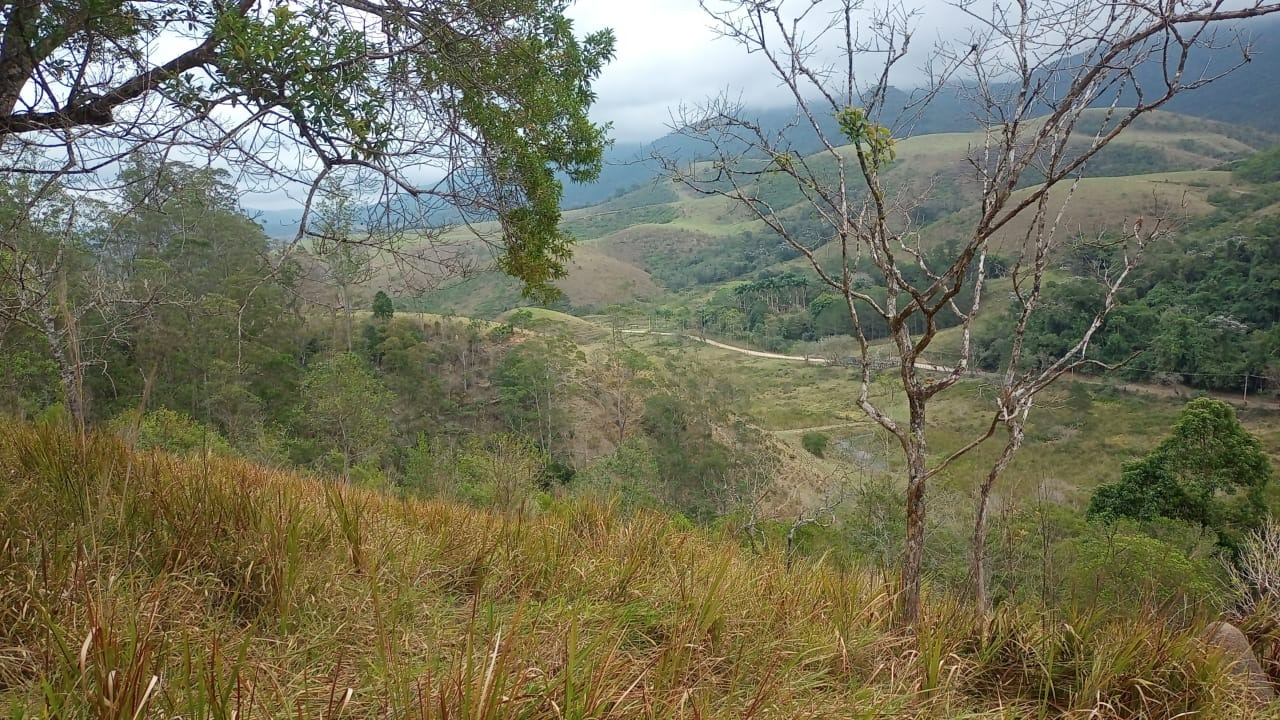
[620,329,1277,411]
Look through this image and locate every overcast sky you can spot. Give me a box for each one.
[564,0,968,143]
[565,1,784,143]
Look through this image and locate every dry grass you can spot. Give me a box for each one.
[919,171,1231,254]
[0,422,1266,718]
[555,248,664,309]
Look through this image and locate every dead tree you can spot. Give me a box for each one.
[668,0,1279,626]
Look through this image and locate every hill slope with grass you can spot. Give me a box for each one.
[0,423,1273,719]
[409,111,1275,317]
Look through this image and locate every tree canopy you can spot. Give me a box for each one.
[0,0,615,298]
[1089,398,1272,550]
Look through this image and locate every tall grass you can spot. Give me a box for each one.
[0,422,1266,718]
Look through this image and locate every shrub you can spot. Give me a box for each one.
[453,433,545,513]
[573,437,663,511]
[110,408,231,455]
[1064,524,1223,614]
[801,431,829,458]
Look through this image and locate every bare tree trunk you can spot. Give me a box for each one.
[971,482,992,623]
[38,303,84,428]
[901,413,928,626]
[339,284,353,353]
[972,426,1024,625]
[901,467,927,625]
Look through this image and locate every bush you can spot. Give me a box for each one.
[573,437,663,511]
[110,408,231,455]
[801,431,829,458]
[1063,523,1223,614]
[453,433,545,513]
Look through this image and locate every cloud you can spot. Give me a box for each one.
[569,0,979,143]
[568,1,789,141]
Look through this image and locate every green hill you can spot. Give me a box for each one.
[410,111,1275,317]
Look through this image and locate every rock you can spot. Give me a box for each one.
[1203,621,1274,704]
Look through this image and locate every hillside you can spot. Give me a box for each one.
[8,5,1280,717]
[410,111,1276,317]
[1,423,1273,718]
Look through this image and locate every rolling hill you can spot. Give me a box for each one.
[408,110,1277,317]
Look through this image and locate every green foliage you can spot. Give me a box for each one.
[300,352,393,475]
[3,0,617,299]
[573,437,663,511]
[0,350,58,418]
[1088,398,1272,550]
[452,433,546,512]
[835,106,895,168]
[1232,144,1280,184]
[800,431,830,458]
[455,9,616,300]
[1064,524,1223,612]
[110,408,232,456]
[492,335,582,456]
[371,290,394,320]
[212,4,389,158]
[975,178,1280,392]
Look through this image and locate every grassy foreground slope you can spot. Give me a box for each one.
[0,424,1267,718]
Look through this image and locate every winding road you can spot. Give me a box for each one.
[619,329,957,373]
[619,329,1277,411]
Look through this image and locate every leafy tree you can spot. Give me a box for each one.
[0,0,616,299]
[311,180,373,352]
[106,158,299,428]
[301,352,393,479]
[640,392,733,519]
[0,177,122,425]
[493,335,581,456]
[372,291,394,321]
[1089,398,1272,551]
[0,348,57,418]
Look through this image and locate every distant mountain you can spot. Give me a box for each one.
[563,18,1280,207]
[407,108,1275,318]
[250,18,1280,232]
[559,91,974,210]
[248,208,304,239]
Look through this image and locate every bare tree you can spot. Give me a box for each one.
[581,337,653,449]
[666,0,1279,626]
[784,477,848,569]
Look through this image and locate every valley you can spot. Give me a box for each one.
[4,3,1280,717]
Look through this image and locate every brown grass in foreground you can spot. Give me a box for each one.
[0,422,1263,718]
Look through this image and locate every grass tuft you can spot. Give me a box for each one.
[0,423,1266,718]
